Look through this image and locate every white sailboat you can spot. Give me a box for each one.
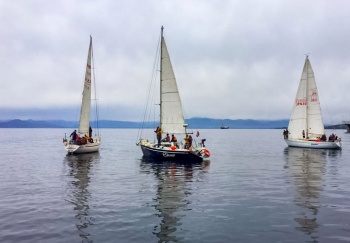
[285,56,341,149]
[63,36,101,154]
[137,26,210,161]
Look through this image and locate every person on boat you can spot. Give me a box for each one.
[171,134,177,142]
[171,134,177,147]
[321,134,327,141]
[184,134,190,149]
[85,134,91,143]
[75,135,82,145]
[302,130,305,139]
[70,130,77,142]
[188,135,193,148]
[286,129,289,139]
[89,126,92,138]
[155,126,162,147]
[162,133,170,142]
[283,130,287,139]
[80,136,87,145]
[329,133,337,141]
[201,138,206,147]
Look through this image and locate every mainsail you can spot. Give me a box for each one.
[160,30,186,134]
[288,56,324,140]
[78,37,92,135]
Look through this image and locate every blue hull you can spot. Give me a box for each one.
[140,144,203,162]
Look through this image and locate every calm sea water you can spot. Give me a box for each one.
[0,128,350,243]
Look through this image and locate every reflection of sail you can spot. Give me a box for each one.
[140,160,209,242]
[64,153,100,242]
[284,148,339,237]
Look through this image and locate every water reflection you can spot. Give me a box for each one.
[64,153,100,243]
[140,159,210,243]
[284,147,340,241]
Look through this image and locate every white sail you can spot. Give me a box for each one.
[160,35,186,134]
[288,56,324,140]
[78,37,92,135]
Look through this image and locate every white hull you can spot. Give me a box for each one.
[285,139,341,149]
[64,138,100,154]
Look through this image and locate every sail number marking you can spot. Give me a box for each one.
[296,99,307,106]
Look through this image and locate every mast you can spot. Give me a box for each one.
[305,55,309,138]
[160,26,164,129]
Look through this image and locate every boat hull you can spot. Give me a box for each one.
[285,139,341,149]
[64,140,100,154]
[140,144,205,162]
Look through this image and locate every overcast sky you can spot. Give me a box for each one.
[1,0,349,123]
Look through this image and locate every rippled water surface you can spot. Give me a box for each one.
[1,128,350,243]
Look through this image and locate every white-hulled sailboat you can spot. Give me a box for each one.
[63,36,101,154]
[285,56,341,149]
[137,26,210,162]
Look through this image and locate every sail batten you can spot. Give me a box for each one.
[78,37,92,134]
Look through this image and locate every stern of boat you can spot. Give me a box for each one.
[64,141,80,153]
[334,140,342,149]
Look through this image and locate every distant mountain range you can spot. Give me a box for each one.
[0,118,345,129]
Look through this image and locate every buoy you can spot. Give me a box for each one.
[203,149,210,157]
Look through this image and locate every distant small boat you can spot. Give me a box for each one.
[285,56,341,149]
[220,124,229,129]
[342,121,350,133]
[63,36,101,154]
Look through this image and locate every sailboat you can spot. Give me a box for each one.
[63,36,101,154]
[220,124,229,129]
[137,27,210,161]
[285,56,341,149]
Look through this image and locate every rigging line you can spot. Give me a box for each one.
[312,62,333,129]
[146,63,159,143]
[136,32,162,143]
[320,88,334,128]
[74,41,89,131]
[144,46,159,129]
[91,39,100,136]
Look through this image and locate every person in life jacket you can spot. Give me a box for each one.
[184,134,190,149]
[155,126,162,147]
[162,133,170,142]
[188,135,193,148]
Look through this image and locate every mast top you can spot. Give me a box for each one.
[161,26,164,37]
